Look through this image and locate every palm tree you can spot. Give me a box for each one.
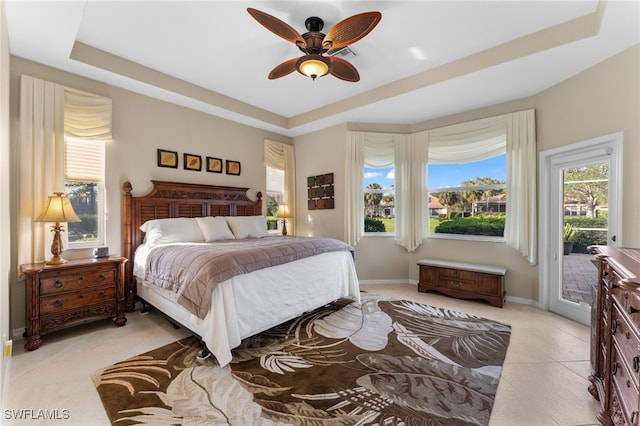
[364,183,383,217]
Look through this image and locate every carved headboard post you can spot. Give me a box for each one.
[122,180,263,312]
[122,182,136,311]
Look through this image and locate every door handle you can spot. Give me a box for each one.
[612,235,617,242]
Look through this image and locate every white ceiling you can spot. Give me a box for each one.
[5,1,639,137]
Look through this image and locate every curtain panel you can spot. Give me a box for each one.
[18,75,112,267]
[264,140,296,235]
[345,109,537,261]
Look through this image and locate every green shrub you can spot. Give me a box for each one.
[365,217,386,232]
[563,216,608,253]
[434,215,505,236]
[68,214,97,241]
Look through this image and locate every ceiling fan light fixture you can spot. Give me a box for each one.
[296,55,331,80]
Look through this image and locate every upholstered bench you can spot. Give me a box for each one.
[417,259,507,307]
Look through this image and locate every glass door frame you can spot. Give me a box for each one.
[538,132,622,324]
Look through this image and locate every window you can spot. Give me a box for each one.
[363,166,395,233]
[428,154,506,237]
[266,165,285,232]
[64,137,106,247]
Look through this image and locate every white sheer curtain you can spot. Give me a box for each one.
[18,76,65,266]
[345,132,428,251]
[505,109,537,265]
[401,131,429,251]
[264,139,296,234]
[345,110,537,259]
[428,115,506,163]
[18,75,112,266]
[345,132,365,247]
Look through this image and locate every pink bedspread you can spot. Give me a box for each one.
[143,236,355,319]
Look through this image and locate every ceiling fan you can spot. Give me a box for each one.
[247,8,382,82]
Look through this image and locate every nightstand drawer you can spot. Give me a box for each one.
[40,268,116,294]
[40,286,116,314]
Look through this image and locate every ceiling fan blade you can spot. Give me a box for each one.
[247,8,306,48]
[268,58,298,79]
[322,11,381,51]
[329,57,360,82]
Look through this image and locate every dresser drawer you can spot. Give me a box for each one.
[612,343,640,424]
[611,305,640,389]
[40,286,116,314]
[40,267,116,295]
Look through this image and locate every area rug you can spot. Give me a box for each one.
[93,293,511,425]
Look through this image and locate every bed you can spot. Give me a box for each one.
[122,180,360,366]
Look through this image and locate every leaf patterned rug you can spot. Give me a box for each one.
[93,293,511,425]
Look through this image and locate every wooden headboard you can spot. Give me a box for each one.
[122,180,262,310]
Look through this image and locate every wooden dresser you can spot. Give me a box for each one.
[417,259,506,307]
[20,256,128,350]
[589,246,640,425]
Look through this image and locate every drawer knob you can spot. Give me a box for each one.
[613,361,619,375]
[99,291,106,298]
[99,274,106,281]
[612,320,619,334]
[53,280,63,288]
[78,293,84,299]
[631,411,638,426]
[79,275,84,281]
[634,356,640,373]
[628,305,639,315]
[53,299,63,309]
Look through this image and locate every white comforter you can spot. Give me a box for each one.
[134,243,360,366]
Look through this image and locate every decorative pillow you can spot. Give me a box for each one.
[140,217,205,246]
[195,216,235,242]
[225,216,270,239]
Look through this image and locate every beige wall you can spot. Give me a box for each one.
[9,57,290,331]
[293,44,640,303]
[8,43,639,332]
[536,44,640,248]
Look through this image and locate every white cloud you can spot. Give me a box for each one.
[364,172,381,179]
[386,169,395,179]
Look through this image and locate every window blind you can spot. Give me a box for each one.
[65,138,105,182]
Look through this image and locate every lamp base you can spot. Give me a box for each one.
[45,256,67,266]
[281,220,288,236]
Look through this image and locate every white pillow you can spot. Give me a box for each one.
[140,217,205,246]
[225,216,270,239]
[195,216,235,242]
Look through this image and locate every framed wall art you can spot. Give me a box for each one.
[183,153,202,171]
[157,149,178,168]
[307,172,335,210]
[226,160,241,176]
[206,157,223,173]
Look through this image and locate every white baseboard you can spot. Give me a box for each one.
[359,279,417,285]
[11,328,24,342]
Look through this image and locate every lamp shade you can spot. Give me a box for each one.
[34,192,81,223]
[276,203,291,219]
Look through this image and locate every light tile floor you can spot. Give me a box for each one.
[3,284,600,425]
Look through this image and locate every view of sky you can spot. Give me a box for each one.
[363,154,507,190]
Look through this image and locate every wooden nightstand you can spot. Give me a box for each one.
[20,256,128,350]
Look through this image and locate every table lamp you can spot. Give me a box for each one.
[275,203,291,236]
[34,192,81,265]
